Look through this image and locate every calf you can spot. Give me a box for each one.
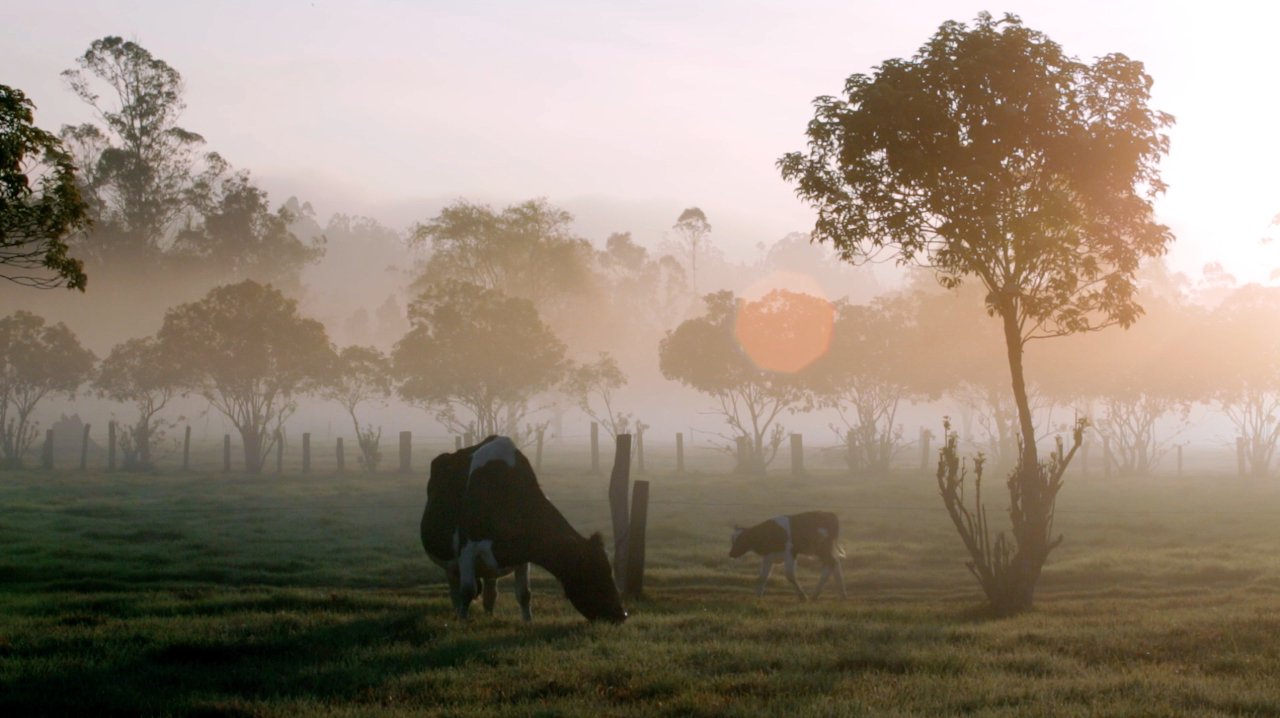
[421,436,627,623]
[729,511,847,601]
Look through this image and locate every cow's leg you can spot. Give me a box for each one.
[458,541,480,619]
[481,576,498,615]
[833,555,848,600]
[756,555,774,596]
[514,563,533,622]
[445,563,466,618]
[813,557,832,600]
[783,550,809,602]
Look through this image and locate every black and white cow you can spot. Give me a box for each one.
[729,511,847,601]
[421,436,627,623]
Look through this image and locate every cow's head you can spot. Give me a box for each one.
[729,527,751,558]
[562,532,627,623]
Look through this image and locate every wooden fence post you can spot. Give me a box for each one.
[736,436,748,473]
[399,431,411,473]
[791,433,804,477]
[591,422,600,474]
[1237,437,1247,476]
[636,430,645,474]
[455,436,462,451]
[919,427,933,471]
[535,428,544,472]
[675,432,684,474]
[182,426,190,471]
[276,431,284,475]
[302,433,311,475]
[1177,444,1183,477]
[609,433,632,592]
[108,421,117,471]
[42,429,54,470]
[1103,436,1112,479]
[80,424,91,471]
[624,479,650,599]
[223,434,231,472]
[336,437,345,473]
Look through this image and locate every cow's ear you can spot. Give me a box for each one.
[588,532,604,548]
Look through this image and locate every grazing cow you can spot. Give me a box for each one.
[729,511,847,601]
[421,436,627,623]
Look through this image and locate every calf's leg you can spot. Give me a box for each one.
[783,550,809,602]
[756,556,775,596]
[481,576,498,615]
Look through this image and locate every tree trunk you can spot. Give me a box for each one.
[999,307,1048,615]
[241,429,263,474]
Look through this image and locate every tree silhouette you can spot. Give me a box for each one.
[0,85,90,290]
[779,13,1175,613]
[317,345,392,472]
[0,311,96,469]
[94,337,184,470]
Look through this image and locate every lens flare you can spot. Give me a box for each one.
[734,281,834,374]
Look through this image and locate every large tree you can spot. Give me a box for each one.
[0,311,96,469]
[316,345,392,472]
[0,85,90,290]
[409,198,595,316]
[659,289,826,474]
[158,281,334,474]
[61,36,210,266]
[94,337,184,470]
[669,207,712,297]
[1201,285,1280,476]
[779,13,1174,613]
[393,280,566,438]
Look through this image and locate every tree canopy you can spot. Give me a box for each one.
[0,311,96,468]
[779,12,1175,613]
[94,336,184,470]
[393,280,566,437]
[157,280,334,473]
[0,85,90,290]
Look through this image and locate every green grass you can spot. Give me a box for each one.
[4,461,1280,717]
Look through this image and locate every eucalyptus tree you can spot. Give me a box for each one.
[669,207,712,296]
[317,345,392,472]
[0,311,96,469]
[94,337,184,470]
[1201,285,1280,476]
[0,85,90,290]
[158,281,334,474]
[779,13,1175,613]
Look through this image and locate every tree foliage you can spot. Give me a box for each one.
[316,345,392,472]
[779,12,1175,613]
[563,352,634,439]
[659,290,820,474]
[1201,285,1280,476]
[669,207,712,296]
[0,85,90,290]
[62,36,210,265]
[94,336,184,470]
[393,280,566,437]
[410,198,594,314]
[157,281,334,474]
[0,311,96,469]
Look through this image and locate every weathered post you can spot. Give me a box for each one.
[80,423,91,471]
[636,429,645,474]
[624,479,650,599]
[223,434,231,472]
[1237,437,1247,477]
[399,431,411,473]
[735,436,748,473]
[919,427,933,471]
[181,426,191,471]
[535,428,545,471]
[1103,435,1112,479]
[455,436,462,451]
[336,437,345,473]
[591,422,600,474]
[42,429,54,470]
[302,433,311,475]
[464,432,473,447]
[675,432,684,474]
[846,429,856,477]
[1177,443,1183,477]
[790,433,804,477]
[108,421,117,471]
[609,433,632,592]
[276,431,284,475]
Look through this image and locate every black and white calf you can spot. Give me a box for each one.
[729,511,847,601]
[420,436,627,623]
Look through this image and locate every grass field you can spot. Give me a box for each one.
[5,452,1280,717]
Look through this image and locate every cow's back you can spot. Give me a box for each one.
[788,511,840,556]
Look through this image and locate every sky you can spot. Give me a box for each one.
[7,0,1280,283]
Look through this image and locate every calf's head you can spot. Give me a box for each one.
[561,532,628,623]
